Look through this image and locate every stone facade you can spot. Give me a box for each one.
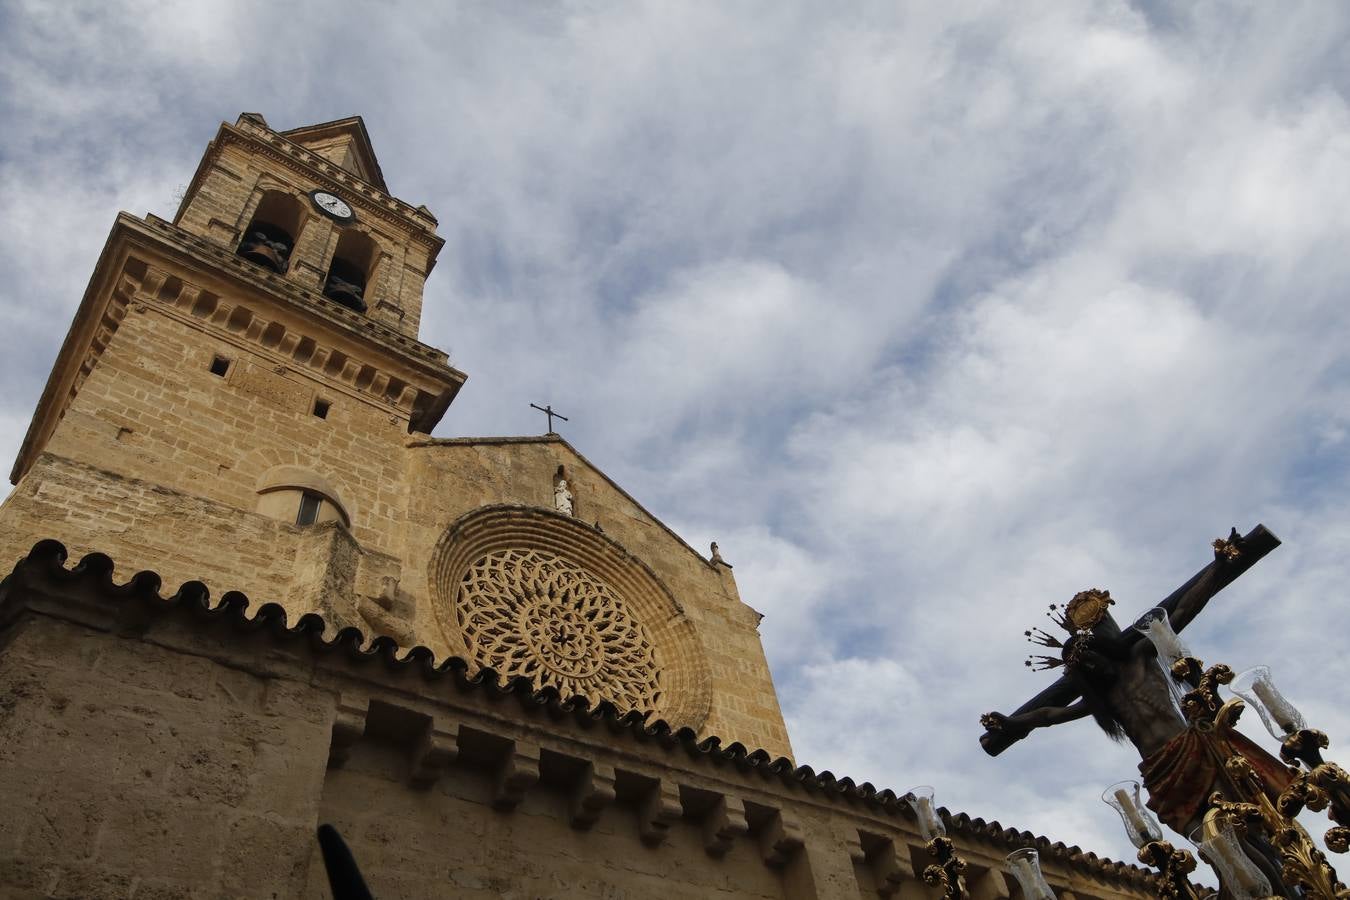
[0,114,1160,898]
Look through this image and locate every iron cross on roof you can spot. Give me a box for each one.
[530,403,569,435]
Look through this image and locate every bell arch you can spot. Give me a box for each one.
[236,189,305,273]
[323,228,379,312]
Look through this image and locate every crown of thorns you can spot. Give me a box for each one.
[1024,589,1113,672]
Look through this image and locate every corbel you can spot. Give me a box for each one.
[569,761,616,830]
[138,266,168,299]
[338,358,362,385]
[276,331,302,357]
[703,794,749,857]
[968,865,1012,900]
[174,284,201,313]
[492,740,540,811]
[328,694,369,768]
[638,779,683,846]
[758,809,806,868]
[846,831,868,865]
[369,372,391,399]
[408,719,460,789]
[861,833,911,897]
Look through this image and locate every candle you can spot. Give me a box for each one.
[1145,617,1187,664]
[1252,680,1299,734]
[1113,788,1153,845]
[1210,831,1266,896]
[1008,854,1055,900]
[916,796,939,838]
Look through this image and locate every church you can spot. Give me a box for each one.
[0,114,1159,898]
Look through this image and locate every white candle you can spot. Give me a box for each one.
[1146,618,1187,664]
[1211,832,1265,896]
[1114,788,1153,845]
[916,796,939,838]
[1252,680,1300,734]
[1010,856,1055,900]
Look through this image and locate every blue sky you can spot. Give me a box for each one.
[5,0,1350,870]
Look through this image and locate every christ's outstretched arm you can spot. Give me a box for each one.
[979,701,1090,751]
[1161,525,1280,633]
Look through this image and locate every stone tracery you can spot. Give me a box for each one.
[429,505,712,729]
[455,548,662,712]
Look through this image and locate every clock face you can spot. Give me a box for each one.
[310,190,354,222]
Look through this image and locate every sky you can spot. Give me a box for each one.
[5,0,1350,876]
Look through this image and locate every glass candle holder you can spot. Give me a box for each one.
[1006,848,1056,899]
[1231,666,1306,739]
[904,785,945,841]
[1133,607,1192,668]
[1132,607,1191,716]
[1189,823,1272,900]
[1102,780,1163,848]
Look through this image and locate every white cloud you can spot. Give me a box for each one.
[5,0,1350,872]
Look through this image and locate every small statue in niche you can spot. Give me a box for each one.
[553,465,574,516]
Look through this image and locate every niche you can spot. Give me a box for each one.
[323,230,378,313]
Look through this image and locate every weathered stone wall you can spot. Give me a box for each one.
[0,564,1159,900]
[38,290,411,555]
[0,453,300,596]
[0,611,332,898]
[0,455,401,641]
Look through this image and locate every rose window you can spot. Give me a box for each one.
[454,548,663,713]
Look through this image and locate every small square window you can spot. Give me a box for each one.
[296,492,322,526]
[313,398,330,419]
[209,355,231,377]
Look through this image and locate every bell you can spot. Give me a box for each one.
[238,232,289,274]
[323,274,368,313]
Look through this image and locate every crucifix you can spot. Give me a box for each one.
[530,403,569,435]
[978,524,1286,837]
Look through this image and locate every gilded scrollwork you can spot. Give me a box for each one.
[920,837,968,900]
[1137,840,1204,900]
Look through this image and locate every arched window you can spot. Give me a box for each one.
[254,465,352,529]
[237,191,305,274]
[323,230,378,313]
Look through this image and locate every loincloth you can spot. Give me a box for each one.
[1139,726,1293,833]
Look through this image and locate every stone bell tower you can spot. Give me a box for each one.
[1,113,465,622]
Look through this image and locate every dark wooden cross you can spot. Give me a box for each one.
[979,523,1282,756]
[530,403,569,434]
